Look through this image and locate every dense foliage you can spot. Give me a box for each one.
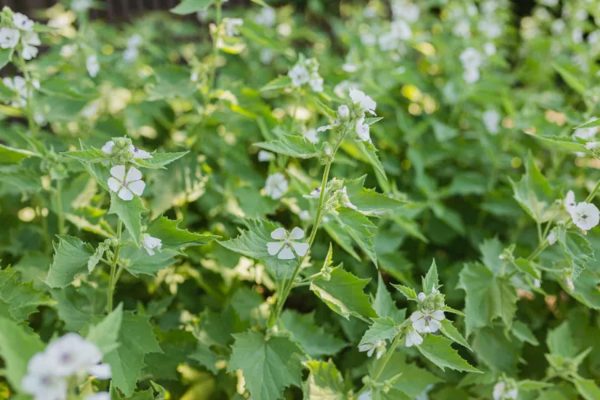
[0,0,599,399]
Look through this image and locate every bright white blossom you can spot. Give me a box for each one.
[3,75,39,107]
[264,173,288,200]
[21,31,41,60]
[0,28,19,49]
[107,165,146,201]
[288,58,323,93]
[483,109,501,134]
[267,227,309,260]
[142,234,162,256]
[570,202,599,232]
[304,128,319,144]
[288,64,310,87]
[355,117,371,142]
[258,150,275,162]
[13,13,34,31]
[349,88,376,115]
[87,54,100,78]
[22,333,110,400]
[405,328,423,347]
[337,104,350,120]
[410,309,445,333]
[255,7,276,27]
[124,34,142,62]
[358,340,386,359]
[493,381,518,400]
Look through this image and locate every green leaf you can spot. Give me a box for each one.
[530,135,587,153]
[88,240,111,273]
[0,268,49,321]
[147,217,216,249]
[422,260,439,294]
[370,353,442,399]
[131,152,188,169]
[575,118,600,129]
[87,304,123,355]
[261,76,292,92]
[359,317,398,348]
[104,312,162,397]
[330,208,378,267]
[510,154,556,223]
[255,135,320,159]
[303,359,346,400]
[553,63,586,96]
[0,48,12,69]
[417,335,480,373]
[280,310,346,357]
[109,193,144,246]
[171,0,215,15]
[373,274,405,322]
[229,331,304,400]
[458,263,517,335]
[120,244,179,276]
[573,378,600,400]
[310,266,376,320]
[0,144,36,165]
[46,235,93,288]
[0,317,44,391]
[513,321,539,346]
[345,176,407,215]
[392,284,418,301]
[439,319,471,350]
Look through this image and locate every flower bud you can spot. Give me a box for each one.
[337,104,350,120]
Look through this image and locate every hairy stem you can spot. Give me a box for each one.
[106,220,123,313]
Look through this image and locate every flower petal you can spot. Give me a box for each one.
[127,180,146,196]
[270,227,287,240]
[110,165,126,180]
[118,187,134,201]
[277,245,295,260]
[107,177,121,193]
[289,227,305,240]
[291,242,309,257]
[267,241,284,256]
[125,166,142,183]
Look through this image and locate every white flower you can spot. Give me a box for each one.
[463,66,480,84]
[493,382,518,400]
[358,391,372,400]
[309,75,323,93]
[22,353,68,400]
[564,191,576,213]
[355,117,371,142]
[288,64,310,87]
[304,128,319,144]
[479,19,501,39]
[483,109,501,134]
[60,44,78,58]
[391,0,420,22]
[573,127,598,140]
[255,7,276,27]
[266,227,309,260]
[410,309,445,333]
[223,18,243,37]
[405,328,423,347]
[142,234,162,256]
[570,202,600,232]
[258,150,275,162]
[585,141,600,150]
[0,28,19,49]
[337,105,350,120]
[86,393,111,400]
[417,292,426,302]
[484,42,496,56]
[358,340,386,359]
[3,75,37,107]
[460,48,482,69]
[21,32,41,60]
[44,333,106,377]
[349,88,376,115]
[131,146,152,159]
[87,54,100,78]
[123,47,139,63]
[453,19,471,38]
[107,165,146,201]
[299,210,310,221]
[13,13,34,31]
[264,173,288,200]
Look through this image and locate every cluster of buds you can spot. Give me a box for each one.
[405,288,446,347]
[288,56,324,93]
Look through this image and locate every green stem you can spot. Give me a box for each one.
[207,0,222,97]
[55,179,66,235]
[371,333,403,383]
[106,220,123,313]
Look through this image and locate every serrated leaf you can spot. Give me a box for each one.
[510,154,556,223]
[0,144,36,164]
[148,217,216,249]
[131,152,188,169]
[171,0,215,15]
[109,193,144,246]
[46,235,93,288]
[104,312,162,397]
[87,304,123,355]
[304,359,346,400]
[255,135,320,159]
[310,266,376,320]
[229,331,303,400]
[0,317,44,391]
[330,208,378,267]
[422,260,439,294]
[553,63,586,96]
[417,335,480,373]
[120,244,179,276]
[439,319,471,350]
[261,76,292,92]
[88,240,111,273]
[373,274,405,322]
[281,310,346,357]
[392,284,418,301]
[0,268,49,321]
[359,317,398,348]
[458,263,517,335]
[573,378,600,400]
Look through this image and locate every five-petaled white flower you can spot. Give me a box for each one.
[288,64,310,87]
[264,173,288,200]
[0,28,19,49]
[405,328,423,347]
[570,202,600,232]
[107,165,146,201]
[349,88,376,115]
[13,13,34,31]
[142,233,162,256]
[492,382,518,400]
[355,117,371,142]
[410,309,445,333]
[267,227,309,260]
[358,340,386,359]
